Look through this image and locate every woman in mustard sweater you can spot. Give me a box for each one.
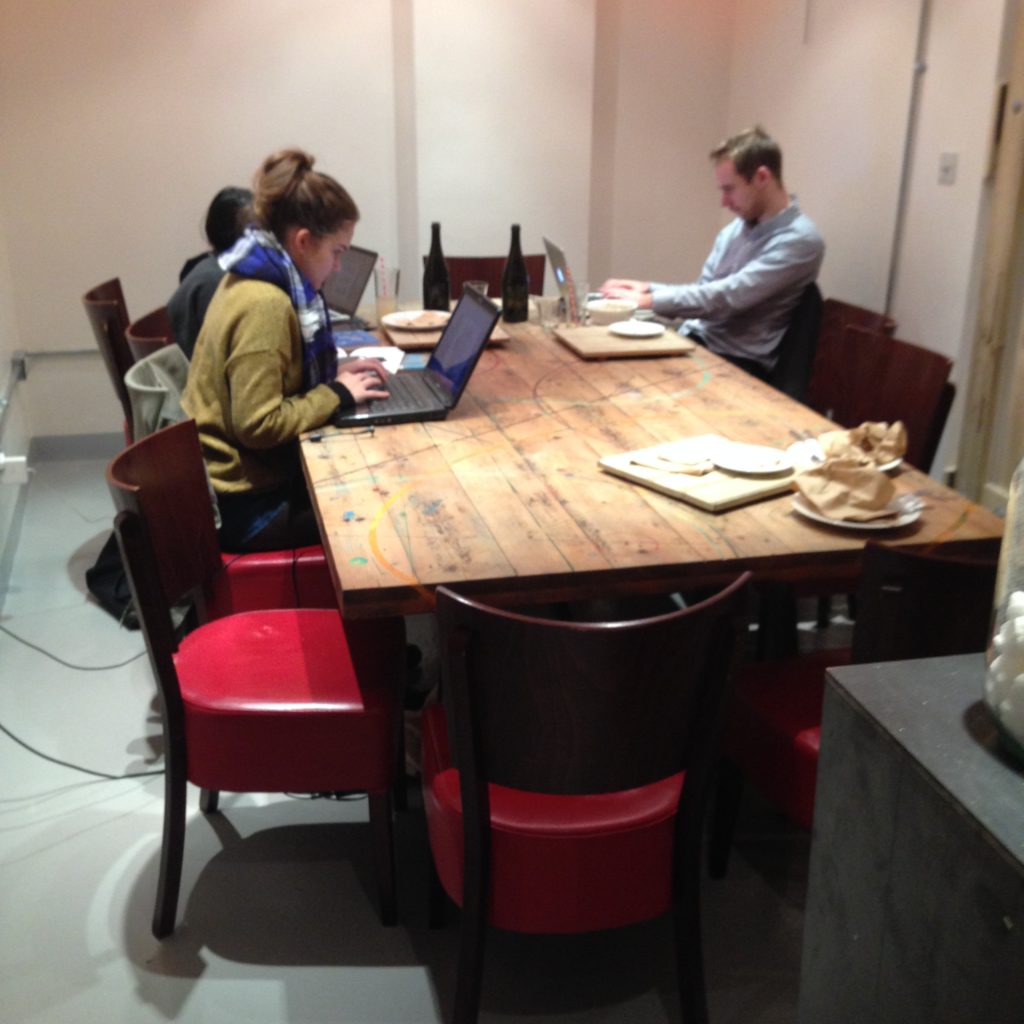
[183,148,387,552]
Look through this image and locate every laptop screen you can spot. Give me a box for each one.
[427,287,500,400]
[322,245,377,314]
[543,236,571,298]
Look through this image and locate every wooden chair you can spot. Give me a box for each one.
[767,282,823,403]
[433,254,546,301]
[808,297,896,417]
[108,419,403,938]
[83,278,133,435]
[422,574,752,1024]
[815,324,954,470]
[800,321,955,633]
[126,305,175,364]
[710,541,998,877]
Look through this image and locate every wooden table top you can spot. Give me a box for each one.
[301,323,1003,618]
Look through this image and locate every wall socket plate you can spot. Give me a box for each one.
[938,152,958,186]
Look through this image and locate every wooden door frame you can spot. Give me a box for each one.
[958,3,1024,507]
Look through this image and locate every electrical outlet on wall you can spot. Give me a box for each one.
[938,152,958,186]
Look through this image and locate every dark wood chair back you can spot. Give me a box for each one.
[809,297,896,416]
[107,420,222,637]
[83,277,133,430]
[768,282,823,403]
[811,324,953,470]
[429,254,546,301]
[437,574,751,798]
[126,305,175,364]
[851,541,998,664]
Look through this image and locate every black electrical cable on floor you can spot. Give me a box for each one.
[0,623,160,779]
[0,622,146,671]
[0,718,163,780]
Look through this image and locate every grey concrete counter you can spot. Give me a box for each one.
[798,653,1024,1024]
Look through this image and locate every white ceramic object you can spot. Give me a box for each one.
[607,320,665,339]
[587,298,638,326]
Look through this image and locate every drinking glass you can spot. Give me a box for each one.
[536,295,560,332]
[374,265,399,321]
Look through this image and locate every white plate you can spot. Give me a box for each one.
[607,320,666,339]
[786,439,902,473]
[712,442,793,476]
[792,494,922,531]
[381,309,451,331]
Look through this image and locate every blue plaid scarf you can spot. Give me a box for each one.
[219,227,337,389]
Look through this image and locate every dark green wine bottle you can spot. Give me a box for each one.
[501,223,529,323]
[423,222,450,310]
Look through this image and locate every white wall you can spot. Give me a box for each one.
[409,0,596,290]
[727,0,921,309]
[0,0,399,437]
[890,0,1009,474]
[588,0,734,287]
[726,0,1007,474]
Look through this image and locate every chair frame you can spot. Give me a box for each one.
[108,420,399,937]
[433,254,546,302]
[710,540,998,877]
[768,282,823,403]
[83,278,133,431]
[125,305,174,364]
[432,575,751,1024]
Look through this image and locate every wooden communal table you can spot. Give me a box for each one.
[301,323,1003,618]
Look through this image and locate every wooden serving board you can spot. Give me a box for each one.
[554,325,697,360]
[384,323,510,351]
[599,435,796,512]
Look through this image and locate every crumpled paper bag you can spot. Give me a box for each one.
[793,456,897,521]
[818,421,907,466]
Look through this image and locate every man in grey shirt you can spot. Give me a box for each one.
[601,126,824,378]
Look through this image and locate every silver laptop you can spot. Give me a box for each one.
[332,285,500,427]
[543,236,584,323]
[322,245,377,328]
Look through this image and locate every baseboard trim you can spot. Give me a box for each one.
[28,432,123,462]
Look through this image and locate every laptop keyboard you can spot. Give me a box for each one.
[369,372,435,414]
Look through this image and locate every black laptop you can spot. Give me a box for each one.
[332,285,500,427]
[322,245,377,331]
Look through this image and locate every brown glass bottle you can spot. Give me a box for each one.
[501,224,529,323]
[423,222,450,310]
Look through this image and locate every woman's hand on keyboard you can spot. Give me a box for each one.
[337,358,390,403]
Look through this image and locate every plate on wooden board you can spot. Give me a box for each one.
[712,442,793,476]
[381,310,451,331]
[607,320,666,339]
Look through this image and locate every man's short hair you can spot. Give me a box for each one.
[710,126,782,182]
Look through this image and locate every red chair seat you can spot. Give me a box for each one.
[175,608,394,794]
[421,703,683,934]
[725,649,851,830]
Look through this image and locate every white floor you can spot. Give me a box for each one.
[0,455,808,1024]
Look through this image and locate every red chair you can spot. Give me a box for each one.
[108,419,404,937]
[125,305,175,364]
[83,278,133,438]
[122,343,343,618]
[423,575,751,1024]
[709,541,999,876]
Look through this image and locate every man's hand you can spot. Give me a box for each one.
[600,278,649,294]
[600,278,653,309]
[337,358,390,403]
